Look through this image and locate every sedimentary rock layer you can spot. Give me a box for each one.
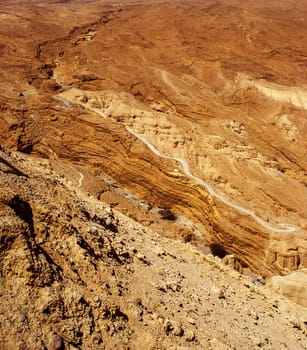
[0,145,306,349]
[0,0,306,277]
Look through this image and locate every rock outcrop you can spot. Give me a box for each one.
[267,269,307,307]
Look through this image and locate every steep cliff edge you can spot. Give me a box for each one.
[0,146,306,349]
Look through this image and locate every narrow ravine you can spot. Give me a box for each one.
[54,81,297,233]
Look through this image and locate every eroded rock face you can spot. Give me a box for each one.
[0,142,306,349]
[0,0,306,278]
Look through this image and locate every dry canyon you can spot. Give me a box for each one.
[0,0,306,349]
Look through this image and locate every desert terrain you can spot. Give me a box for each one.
[0,0,306,348]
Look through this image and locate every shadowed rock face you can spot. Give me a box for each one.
[0,0,306,279]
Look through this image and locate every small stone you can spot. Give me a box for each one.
[253,338,263,347]
[166,280,180,292]
[135,253,150,265]
[185,328,195,342]
[154,247,166,257]
[48,334,63,350]
[250,311,259,320]
[164,319,174,335]
[92,334,102,344]
[93,296,101,307]
[218,289,226,299]
[173,323,184,337]
[212,285,226,299]
[134,298,143,321]
[136,253,146,261]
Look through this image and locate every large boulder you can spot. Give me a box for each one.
[266,269,307,307]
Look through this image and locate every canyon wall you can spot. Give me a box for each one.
[0,0,306,277]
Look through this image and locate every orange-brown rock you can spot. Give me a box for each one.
[0,0,306,283]
[0,142,306,349]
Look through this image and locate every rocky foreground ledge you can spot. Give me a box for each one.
[0,147,306,349]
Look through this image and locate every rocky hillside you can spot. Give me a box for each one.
[0,146,306,349]
[0,0,307,348]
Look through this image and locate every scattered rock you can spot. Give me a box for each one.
[48,335,63,350]
[185,328,195,342]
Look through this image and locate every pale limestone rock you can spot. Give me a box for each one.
[266,269,307,307]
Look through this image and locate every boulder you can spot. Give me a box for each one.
[266,269,307,307]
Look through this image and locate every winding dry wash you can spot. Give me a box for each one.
[59,87,298,233]
[126,127,297,233]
